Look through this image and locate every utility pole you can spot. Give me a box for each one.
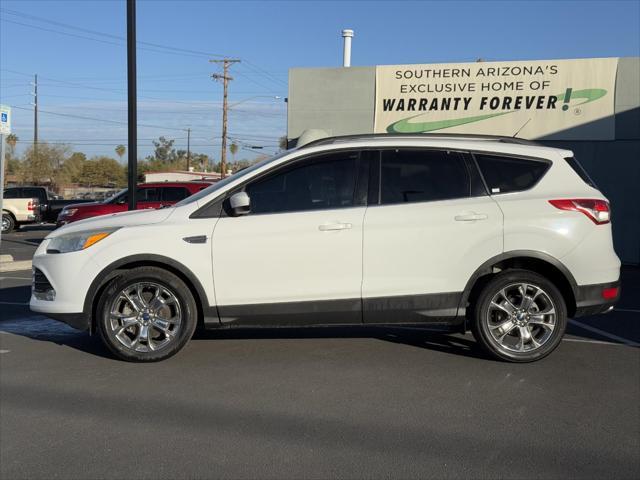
[126,0,138,210]
[210,58,240,179]
[186,128,191,171]
[32,74,38,155]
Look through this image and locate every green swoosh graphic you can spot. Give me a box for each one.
[386,88,608,134]
[387,112,510,133]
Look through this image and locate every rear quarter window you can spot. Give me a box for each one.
[475,154,550,194]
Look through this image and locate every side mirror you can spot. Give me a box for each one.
[229,191,250,216]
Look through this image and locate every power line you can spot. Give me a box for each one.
[1,8,288,90]
[9,105,189,132]
[242,60,288,87]
[0,8,230,58]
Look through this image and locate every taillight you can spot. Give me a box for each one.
[549,199,611,225]
[601,287,619,300]
[27,201,34,211]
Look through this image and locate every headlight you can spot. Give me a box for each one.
[46,228,119,254]
[59,208,78,217]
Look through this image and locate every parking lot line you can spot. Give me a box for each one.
[568,319,640,347]
[0,301,29,306]
[614,308,640,313]
[562,337,627,346]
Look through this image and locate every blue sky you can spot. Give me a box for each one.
[1,0,639,160]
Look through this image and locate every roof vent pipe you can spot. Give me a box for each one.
[342,29,354,67]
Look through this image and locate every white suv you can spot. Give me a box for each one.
[30,134,621,362]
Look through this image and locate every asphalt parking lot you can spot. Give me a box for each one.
[1,226,639,479]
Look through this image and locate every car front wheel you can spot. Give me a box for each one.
[97,266,198,362]
[471,269,567,362]
[2,213,16,234]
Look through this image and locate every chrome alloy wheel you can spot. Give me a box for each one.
[108,282,182,353]
[1,216,10,233]
[486,283,556,353]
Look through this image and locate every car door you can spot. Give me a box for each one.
[211,150,369,326]
[362,148,503,324]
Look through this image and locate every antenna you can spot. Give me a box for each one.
[512,118,532,138]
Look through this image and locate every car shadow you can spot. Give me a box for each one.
[192,325,490,360]
[1,312,488,361]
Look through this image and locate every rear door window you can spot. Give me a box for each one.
[137,187,160,202]
[162,187,190,202]
[3,188,19,198]
[379,149,470,205]
[22,188,45,203]
[475,154,549,194]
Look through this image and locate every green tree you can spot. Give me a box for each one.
[115,144,126,162]
[149,136,176,163]
[20,143,70,186]
[83,156,126,187]
[61,152,87,184]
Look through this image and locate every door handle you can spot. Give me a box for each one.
[454,213,488,222]
[318,222,352,231]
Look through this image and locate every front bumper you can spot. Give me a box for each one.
[574,280,620,317]
[29,243,100,330]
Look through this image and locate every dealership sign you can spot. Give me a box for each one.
[374,58,618,140]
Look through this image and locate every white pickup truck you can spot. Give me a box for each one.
[2,197,41,233]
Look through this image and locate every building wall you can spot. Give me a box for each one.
[288,58,640,264]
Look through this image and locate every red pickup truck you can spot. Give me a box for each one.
[56,182,212,226]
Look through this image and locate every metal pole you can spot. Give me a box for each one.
[33,74,38,154]
[126,0,137,210]
[187,128,190,171]
[0,133,5,247]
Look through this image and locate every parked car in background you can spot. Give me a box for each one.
[3,186,95,224]
[31,134,620,362]
[2,197,41,233]
[56,182,212,226]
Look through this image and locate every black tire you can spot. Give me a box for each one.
[97,266,198,362]
[470,269,567,363]
[2,212,15,234]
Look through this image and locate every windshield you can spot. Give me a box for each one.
[174,151,291,207]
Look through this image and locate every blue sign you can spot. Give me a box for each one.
[1,113,7,123]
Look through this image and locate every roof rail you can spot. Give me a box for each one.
[298,132,542,149]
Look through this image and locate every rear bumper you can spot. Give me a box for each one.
[574,280,620,317]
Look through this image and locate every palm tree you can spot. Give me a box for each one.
[6,133,18,157]
[229,142,238,173]
[115,144,126,162]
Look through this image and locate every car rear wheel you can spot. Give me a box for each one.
[97,266,197,362]
[471,269,567,362]
[2,213,15,234]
